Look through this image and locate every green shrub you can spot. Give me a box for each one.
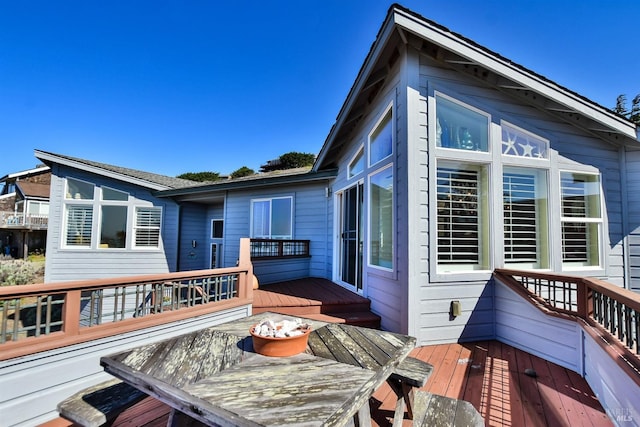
[0,259,44,286]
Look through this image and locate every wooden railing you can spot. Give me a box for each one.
[494,269,640,361]
[250,239,310,260]
[0,211,48,229]
[0,238,254,361]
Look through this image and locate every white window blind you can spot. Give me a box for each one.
[65,205,93,246]
[437,167,480,266]
[134,207,162,247]
[503,172,537,263]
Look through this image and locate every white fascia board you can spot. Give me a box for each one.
[35,151,170,191]
[393,9,637,140]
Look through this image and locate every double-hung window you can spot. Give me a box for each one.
[560,172,602,268]
[134,207,162,248]
[251,197,293,239]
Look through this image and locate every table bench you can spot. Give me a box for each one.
[387,356,434,426]
[411,391,485,426]
[57,378,147,427]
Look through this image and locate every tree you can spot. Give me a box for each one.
[260,152,316,172]
[176,171,220,182]
[230,166,255,179]
[613,94,640,125]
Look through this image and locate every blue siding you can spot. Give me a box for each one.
[222,182,333,284]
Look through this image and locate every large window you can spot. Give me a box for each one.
[503,168,549,269]
[436,163,489,272]
[369,166,393,269]
[100,187,128,248]
[251,197,293,239]
[62,177,162,250]
[561,172,602,268]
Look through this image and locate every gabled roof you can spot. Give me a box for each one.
[314,3,638,170]
[16,181,50,200]
[34,150,200,191]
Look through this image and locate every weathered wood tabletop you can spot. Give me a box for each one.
[100,312,416,427]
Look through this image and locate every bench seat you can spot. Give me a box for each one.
[57,379,147,427]
[412,391,484,427]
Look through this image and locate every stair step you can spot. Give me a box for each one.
[298,311,381,328]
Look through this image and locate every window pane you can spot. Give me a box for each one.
[135,207,161,247]
[436,96,489,152]
[252,200,270,238]
[212,220,224,238]
[271,198,292,239]
[102,187,128,201]
[437,164,488,272]
[369,110,392,165]
[66,178,94,200]
[100,206,127,248]
[66,205,93,246]
[561,172,601,267]
[503,168,549,268]
[369,167,393,269]
[349,148,364,178]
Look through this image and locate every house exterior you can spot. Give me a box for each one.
[0,165,51,258]
[35,4,639,348]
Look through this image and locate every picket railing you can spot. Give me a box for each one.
[494,269,640,359]
[0,238,254,361]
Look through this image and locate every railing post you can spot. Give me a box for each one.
[237,238,254,299]
[576,279,593,320]
[63,290,81,336]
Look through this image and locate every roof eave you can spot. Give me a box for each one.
[157,168,338,199]
[35,150,172,191]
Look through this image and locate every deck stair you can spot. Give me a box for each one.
[252,278,381,328]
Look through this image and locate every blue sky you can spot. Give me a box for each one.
[1,1,638,178]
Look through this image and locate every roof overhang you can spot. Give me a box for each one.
[315,4,638,170]
[35,150,172,191]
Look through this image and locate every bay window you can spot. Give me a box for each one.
[134,207,162,248]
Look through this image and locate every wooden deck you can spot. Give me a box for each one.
[43,340,613,427]
[41,280,613,426]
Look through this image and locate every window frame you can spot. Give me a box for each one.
[133,206,163,249]
[211,219,224,239]
[367,163,394,271]
[62,178,96,249]
[368,103,394,167]
[559,170,604,270]
[250,196,294,240]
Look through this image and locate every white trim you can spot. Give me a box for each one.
[367,163,394,272]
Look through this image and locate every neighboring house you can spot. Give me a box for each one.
[0,165,51,258]
[35,4,639,347]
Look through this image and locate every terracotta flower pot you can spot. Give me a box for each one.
[249,325,311,357]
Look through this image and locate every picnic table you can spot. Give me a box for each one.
[100,312,416,426]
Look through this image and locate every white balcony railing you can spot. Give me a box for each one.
[0,211,48,229]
